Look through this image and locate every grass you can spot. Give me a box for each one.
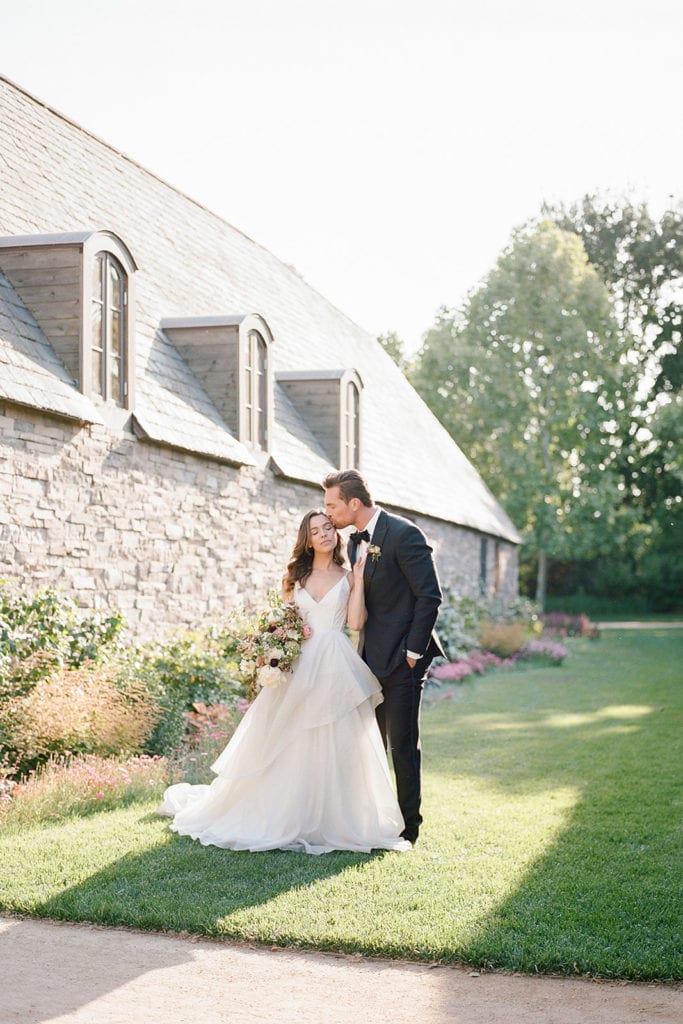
[1,628,681,979]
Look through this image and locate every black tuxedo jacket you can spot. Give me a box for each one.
[350,509,444,678]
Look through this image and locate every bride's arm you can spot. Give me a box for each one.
[347,554,368,631]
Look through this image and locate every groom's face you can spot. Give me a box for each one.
[324,486,357,529]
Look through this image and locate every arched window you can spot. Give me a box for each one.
[91,251,127,405]
[244,329,268,448]
[343,379,360,469]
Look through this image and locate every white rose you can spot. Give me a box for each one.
[257,665,284,689]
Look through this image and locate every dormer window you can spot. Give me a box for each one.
[275,368,363,469]
[92,251,127,405]
[160,313,274,453]
[0,230,136,412]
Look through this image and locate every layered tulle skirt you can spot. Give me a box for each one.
[158,628,410,854]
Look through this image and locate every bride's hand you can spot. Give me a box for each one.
[352,552,367,580]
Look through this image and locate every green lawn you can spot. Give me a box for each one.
[1,628,681,979]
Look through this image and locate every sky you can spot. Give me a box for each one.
[1,0,681,354]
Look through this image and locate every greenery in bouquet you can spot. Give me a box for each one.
[237,591,308,699]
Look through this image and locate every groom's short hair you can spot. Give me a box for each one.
[323,469,373,507]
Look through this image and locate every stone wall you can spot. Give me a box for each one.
[413,512,518,603]
[0,401,518,639]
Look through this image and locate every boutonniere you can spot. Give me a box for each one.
[367,543,382,563]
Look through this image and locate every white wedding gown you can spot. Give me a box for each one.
[158,576,410,854]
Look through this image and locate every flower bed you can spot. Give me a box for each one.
[0,752,172,825]
[541,611,599,638]
[429,636,569,694]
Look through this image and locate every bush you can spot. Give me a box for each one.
[0,581,124,698]
[638,549,683,612]
[541,611,599,638]
[435,586,486,662]
[125,627,247,757]
[431,650,517,684]
[478,620,527,657]
[519,638,569,665]
[436,585,540,661]
[0,663,159,774]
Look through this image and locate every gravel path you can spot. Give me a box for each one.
[2,915,680,1024]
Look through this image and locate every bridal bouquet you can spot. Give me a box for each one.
[237,591,308,698]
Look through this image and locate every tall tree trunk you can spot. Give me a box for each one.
[536,549,547,611]
[536,427,552,613]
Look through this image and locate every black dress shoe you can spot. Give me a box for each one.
[400,828,418,844]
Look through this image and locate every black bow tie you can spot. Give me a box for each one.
[350,530,370,545]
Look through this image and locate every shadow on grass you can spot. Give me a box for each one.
[423,631,682,978]
[28,817,389,938]
[1,812,389,1022]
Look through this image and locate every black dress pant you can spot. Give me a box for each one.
[375,657,427,841]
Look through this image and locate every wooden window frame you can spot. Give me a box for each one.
[91,251,127,405]
[343,378,360,469]
[339,369,362,470]
[80,232,136,411]
[239,317,273,452]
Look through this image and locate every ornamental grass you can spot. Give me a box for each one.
[0,663,160,774]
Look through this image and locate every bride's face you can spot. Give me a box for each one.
[308,515,337,554]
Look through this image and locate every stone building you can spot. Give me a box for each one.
[0,75,521,638]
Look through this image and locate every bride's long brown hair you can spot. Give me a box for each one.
[282,509,345,597]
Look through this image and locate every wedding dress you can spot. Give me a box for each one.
[158,576,410,854]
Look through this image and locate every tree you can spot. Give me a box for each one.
[543,194,682,401]
[542,195,683,609]
[410,221,628,608]
[377,330,407,371]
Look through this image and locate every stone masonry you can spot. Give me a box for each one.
[0,403,516,639]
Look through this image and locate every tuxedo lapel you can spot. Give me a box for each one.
[364,511,389,587]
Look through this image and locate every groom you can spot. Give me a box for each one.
[323,469,443,844]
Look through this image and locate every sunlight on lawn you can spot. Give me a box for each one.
[470,704,655,731]
[211,780,584,955]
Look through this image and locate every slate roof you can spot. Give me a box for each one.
[0,75,521,544]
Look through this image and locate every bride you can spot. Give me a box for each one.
[158,509,411,854]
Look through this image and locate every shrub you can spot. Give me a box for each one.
[485,594,540,628]
[541,611,599,638]
[478,620,527,657]
[436,586,485,661]
[519,638,569,665]
[0,752,172,825]
[638,548,683,612]
[436,585,540,662]
[0,581,124,698]
[125,627,247,757]
[0,663,159,774]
